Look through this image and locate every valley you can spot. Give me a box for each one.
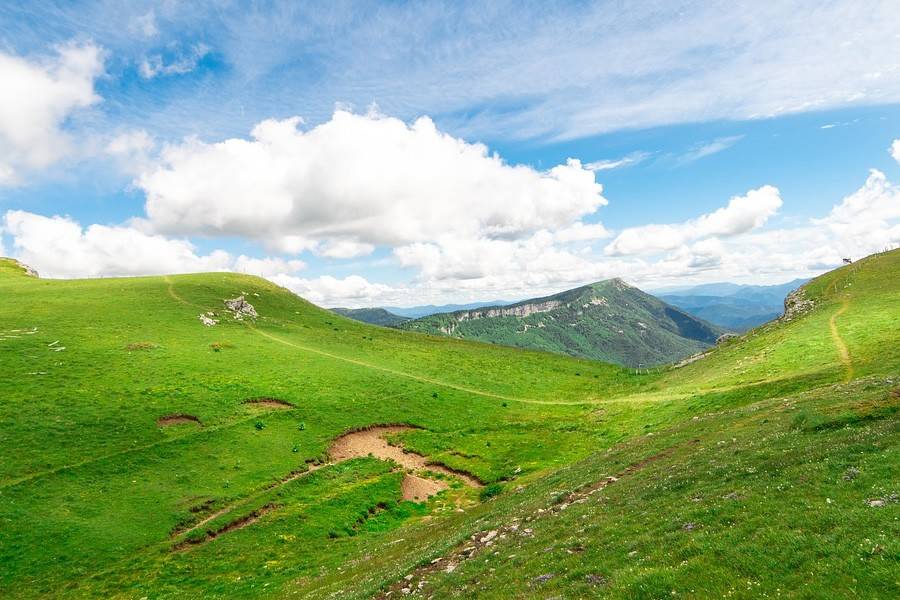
[0,250,897,598]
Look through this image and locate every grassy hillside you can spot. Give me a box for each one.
[331,307,411,327]
[400,278,724,367]
[0,250,897,598]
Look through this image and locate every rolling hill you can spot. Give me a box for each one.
[1,250,898,599]
[331,307,410,327]
[658,278,808,331]
[400,278,724,367]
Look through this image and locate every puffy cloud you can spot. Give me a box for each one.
[632,173,900,287]
[268,274,401,307]
[394,231,611,296]
[0,42,103,182]
[137,111,606,249]
[3,210,232,278]
[233,255,306,277]
[891,139,900,163]
[605,185,782,255]
[318,240,375,259]
[819,170,900,224]
[553,221,612,243]
[106,129,156,173]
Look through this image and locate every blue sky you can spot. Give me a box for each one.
[1,1,900,306]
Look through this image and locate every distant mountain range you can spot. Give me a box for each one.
[332,307,411,327]
[397,278,724,367]
[656,278,807,331]
[383,300,513,319]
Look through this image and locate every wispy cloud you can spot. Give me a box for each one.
[585,151,651,171]
[130,11,158,39]
[677,136,744,164]
[139,43,209,79]
[5,2,900,143]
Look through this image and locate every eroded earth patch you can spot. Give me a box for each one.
[156,414,201,427]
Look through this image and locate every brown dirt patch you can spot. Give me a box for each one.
[243,397,295,409]
[402,474,449,502]
[157,414,201,427]
[329,425,482,491]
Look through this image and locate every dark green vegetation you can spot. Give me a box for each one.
[401,278,724,367]
[331,307,411,327]
[0,249,897,599]
[660,278,807,331]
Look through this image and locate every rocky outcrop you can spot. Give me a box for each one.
[456,300,561,322]
[781,288,814,321]
[716,333,738,345]
[199,313,218,327]
[582,296,608,308]
[224,295,258,319]
[21,262,39,278]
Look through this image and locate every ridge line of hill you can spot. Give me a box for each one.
[399,277,724,367]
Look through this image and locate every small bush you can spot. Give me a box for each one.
[254,421,265,430]
[480,483,503,501]
[298,422,306,431]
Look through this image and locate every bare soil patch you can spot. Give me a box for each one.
[157,414,201,427]
[329,425,482,490]
[401,474,448,502]
[243,397,295,409]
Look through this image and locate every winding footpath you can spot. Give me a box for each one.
[829,297,854,383]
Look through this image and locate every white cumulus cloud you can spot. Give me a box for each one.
[137,111,607,251]
[233,255,306,277]
[0,42,104,183]
[891,139,900,163]
[268,274,401,307]
[605,185,782,256]
[2,210,232,278]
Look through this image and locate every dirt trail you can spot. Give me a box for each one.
[829,298,853,382]
[165,274,576,406]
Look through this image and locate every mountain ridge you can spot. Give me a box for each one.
[400,278,724,367]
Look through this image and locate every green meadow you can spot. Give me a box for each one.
[0,249,897,598]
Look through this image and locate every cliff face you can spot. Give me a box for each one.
[400,279,724,367]
[457,300,562,321]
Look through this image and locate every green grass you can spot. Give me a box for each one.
[0,249,897,598]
